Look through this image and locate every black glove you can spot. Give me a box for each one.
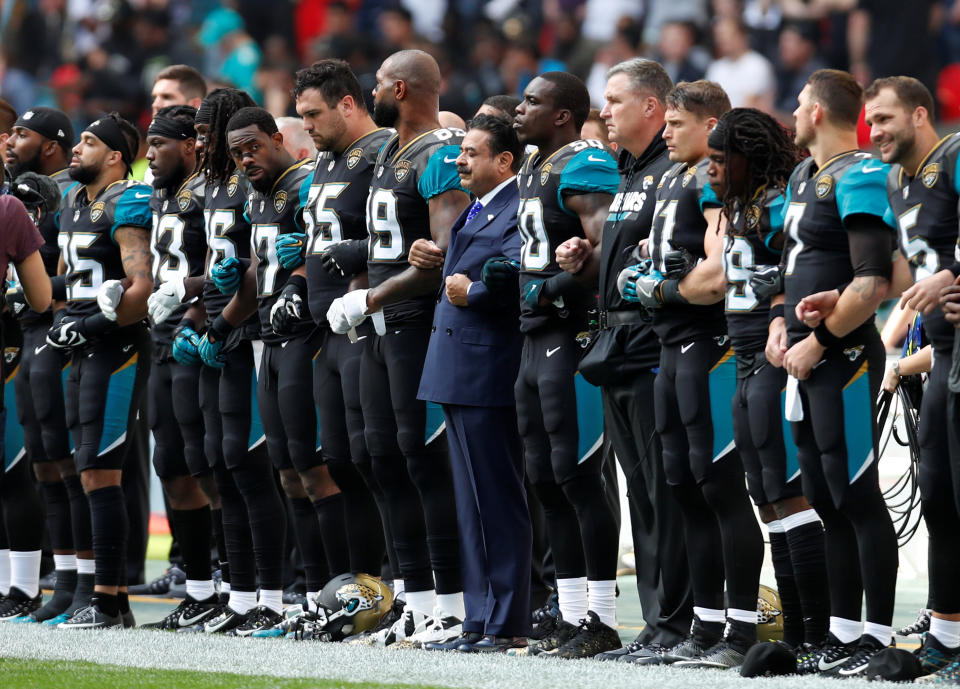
[320,239,368,278]
[270,275,306,336]
[480,256,520,293]
[663,247,697,280]
[5,286,27,318]
[46,312,116,351]
[749,265,783,300]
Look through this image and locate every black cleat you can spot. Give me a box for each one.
[226,605,283,637]
[595,632,646,661]
[915,634,960,676]
[825,635,888,677]
[660,617,725,665]
[141,595,221,630]
[57,602,122,630]
[898,608,931,637]
[203,606,250,634]
[128,566,186,596]
[552,611,622,659]
[797,633,857,674]
[523,619,579,656]
[0,588,42,621]
[529,592,560,641]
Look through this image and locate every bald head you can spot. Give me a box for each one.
[382,50,441,95]
[275,117,316,160]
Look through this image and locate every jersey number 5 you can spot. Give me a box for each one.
[308,182,348,254]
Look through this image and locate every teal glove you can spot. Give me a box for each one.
[211,257,242,295]
[172,324,202,366]
[275,233,306,269]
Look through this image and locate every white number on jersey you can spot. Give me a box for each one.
[307,183,348,254]
[783,202,807,276]
[897,205,939,281]
[367,188,404,262]
[518,198,549,271]
[151,213,188,284]
[205,209,237,276]
[724,236,759,312]
[253,224,280,296]
[58,232,104,301]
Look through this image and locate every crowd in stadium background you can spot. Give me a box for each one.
[0,0,955,143]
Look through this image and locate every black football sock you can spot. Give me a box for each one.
[169,506,213,583]
[785,520,829,644]
[0,460,44,549]
[671,481,725,612]
[32,569,78,621]
[40,481,74,551]
[118,591,130,614]
[211,507,230,585]
[92,592,119,617]
[769,529,803,647]
[290,497,328,592]
[327,459,384,574]
[230,461,286,591]
[213,464,255,593]
[64,474,92,552]
[66,571,95,616]
[312,494,350,581]
[87,486,128,588]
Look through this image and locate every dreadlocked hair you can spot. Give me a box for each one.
[198,87,257,185]
[715,108,801,239]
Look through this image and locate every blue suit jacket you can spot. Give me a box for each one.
[418,180,522,407]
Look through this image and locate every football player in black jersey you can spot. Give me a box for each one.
[185,88,266,635]
[619,81,765,666]
[770,69,898,676]
[47,113,153,629]
[707,108,830,660]
[863,76,960,677]
[2,107,90,624]
[326,49,470,647]
[115,105,220,630]
[200,106,333,635]
[502,71,622,658]
[293,61,390,582]
[557,58,694,661]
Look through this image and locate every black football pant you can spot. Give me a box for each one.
[733,358,803,506]
[64,324,151,588]
[149,353,208,479]
[516,326,618,583]
[918,351,960,614]
[200,340,284,592]
[360,326,459,594]
[655,337,762,613]
[791,333,897,626]
[603,369,692,646]
[314,328,387,575]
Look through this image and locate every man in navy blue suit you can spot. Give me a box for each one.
[412,114,530,653]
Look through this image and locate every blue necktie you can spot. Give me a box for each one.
[465,200,483,224]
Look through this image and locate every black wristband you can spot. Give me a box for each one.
[658,279,689,305]
[769,303,785,322]
[946,262,960,279]
[283,274,307,295]
[81,312,119,337]
[52,307,67,327]
[50,275,67,301]
[177,317,197,331]
[541,270,578,301]
[208,313,235,342]
[813,321,842,348]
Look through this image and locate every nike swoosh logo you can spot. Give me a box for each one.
[179,611,212,627]
[134,192,151,199]
[34,345,46,355]
[444,156,457,163]
[546,346,561,357]
[818,656,849,672]
[861,164,883,173]
[638,282,655,298]
[123,344,134,352]
[680,343,695,353]
[587,155,606,163]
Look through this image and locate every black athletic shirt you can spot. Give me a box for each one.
[722,188,786,354]
[516,139,619,333]
[885,133,960,355]
[781,151,893,345]
[246,159,314,345]
[649,159,724,345]
[305,128,391,325]
[59,179,152,318]
[149,172,208,344]
[366,127,466,328]
[203,170,253,325]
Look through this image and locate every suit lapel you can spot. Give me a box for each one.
[446,185,515,267]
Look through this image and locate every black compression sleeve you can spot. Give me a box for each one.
[846,214,894,281]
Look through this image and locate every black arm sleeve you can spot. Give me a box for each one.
[846,213,894,281]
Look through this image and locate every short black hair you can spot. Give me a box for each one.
[864,75,935,120]
[807,69,862,128]
[538,71,591,130]
[197,87,257,184]
[153,104,198,134]
[482,94,521,119]
[467,113,524,172]
[100,112,141,174]
[226,107,278,136]
[292,59,366,109]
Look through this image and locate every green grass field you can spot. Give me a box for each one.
[1,657,441,689]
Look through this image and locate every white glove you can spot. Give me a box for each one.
[147,279,186,325]
[327,289,369,334]
[97,279,125,321]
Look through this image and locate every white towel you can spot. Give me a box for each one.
[785,375,804,422]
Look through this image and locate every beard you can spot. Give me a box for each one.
[153,160,187,192]
[68,161,101,185]
[373,99,399,128]
[6,153,41,180]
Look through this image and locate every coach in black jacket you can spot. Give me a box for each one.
[557,58,693,657]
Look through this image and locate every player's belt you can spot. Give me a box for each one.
[599,309,649,329]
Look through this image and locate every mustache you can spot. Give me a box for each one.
[456,166,470,174]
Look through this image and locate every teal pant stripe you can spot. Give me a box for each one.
[575,373,603,464]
